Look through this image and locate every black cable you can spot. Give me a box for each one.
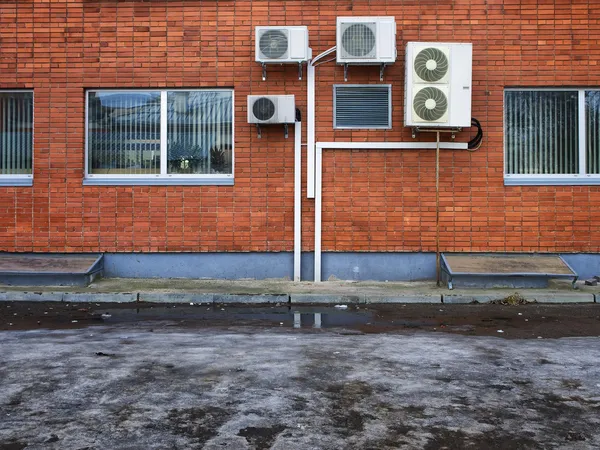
[467,117,483,151]
[295,108,301,122]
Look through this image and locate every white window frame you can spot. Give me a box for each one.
[504,87,600,186]
[84,88,234,186]
[0,89,34,187]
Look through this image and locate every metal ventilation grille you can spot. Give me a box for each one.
[252,97,276,121]
[413,87,448,121]
[334,85,391,129]
[340,23,376,58]
[414,47,449,82]
[259,29,289,59]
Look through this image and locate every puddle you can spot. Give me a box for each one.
[94,305,435,331]
[6,301,597,338]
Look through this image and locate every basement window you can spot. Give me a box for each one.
[0,91,33,186]
[85,89,234,185]
[333,84,392,129]
[504,88,600,185]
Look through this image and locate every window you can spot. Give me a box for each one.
[333,85,391,129]
[0,91,33,186]
[504,88,600,185]
[85,89,234,185]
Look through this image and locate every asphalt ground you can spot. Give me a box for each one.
[1,303,600,449]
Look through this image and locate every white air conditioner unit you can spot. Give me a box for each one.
[404,42,472,128]
[336,17,396,64]
[247,95,296,124]
[255,26,309,63]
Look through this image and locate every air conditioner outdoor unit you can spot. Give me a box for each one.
[255,26,309,63]
[336,17,396,64]
[247,95,296,124]
[404,42,472,128]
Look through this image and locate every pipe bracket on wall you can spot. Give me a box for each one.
[256,124,262,139]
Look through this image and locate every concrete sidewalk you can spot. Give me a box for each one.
[0,277,597,304]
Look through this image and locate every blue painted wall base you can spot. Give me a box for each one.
[102,252,600,282]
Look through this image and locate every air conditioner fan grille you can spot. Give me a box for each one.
[341,23,376,58]
[259,30,289,59]
[414,47,449,83]
[413,87,448,122]
[252,97,276,121]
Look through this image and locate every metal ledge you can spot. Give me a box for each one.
[504,176,600,186]
[83,177,234,186]
[0,177,33,187]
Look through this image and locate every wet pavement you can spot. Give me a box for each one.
[1,303,600,449]
[1,301,600,339]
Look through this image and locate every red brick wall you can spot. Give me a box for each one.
[1,0,600,254]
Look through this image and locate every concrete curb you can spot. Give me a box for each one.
[0,292,64,302]
[290,294,362,304]
[0,291,597,305]
[365,295,442,304]
[139,293,289,304]
[444,293,596,304]
[138,293,214,304]
[213,294,289,304]
[527,293,595,304]
[62,293,137,303]
[443,294,508,304]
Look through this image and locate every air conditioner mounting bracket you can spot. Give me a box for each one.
[411,127,462,140]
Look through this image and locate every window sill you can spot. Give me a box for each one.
[83,177,234,186]
[0,177,33,187]
[504,175,600,186]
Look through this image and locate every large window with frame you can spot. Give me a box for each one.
[0,91,33,186]
[85,89,234,185]
[504,88,600,185]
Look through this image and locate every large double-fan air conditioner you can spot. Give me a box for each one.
[404,42,472,128]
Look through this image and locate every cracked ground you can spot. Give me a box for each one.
[1,303,600,449]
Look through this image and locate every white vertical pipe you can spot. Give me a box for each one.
[313,141,468,283]
[294,121,302,281]
[307,63,315,198]
[314,144,322,282]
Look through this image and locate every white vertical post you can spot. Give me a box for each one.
[313,312,322,328]
[294,121,302,281]
[578,90,586,175]
[314,144,322,282]
[307,63,315,198]
[160,91,168,175]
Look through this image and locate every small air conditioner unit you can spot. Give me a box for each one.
[255,26,309,63]
[247,95,296,124]
[336,17,396,64]
[404,42,472,128]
